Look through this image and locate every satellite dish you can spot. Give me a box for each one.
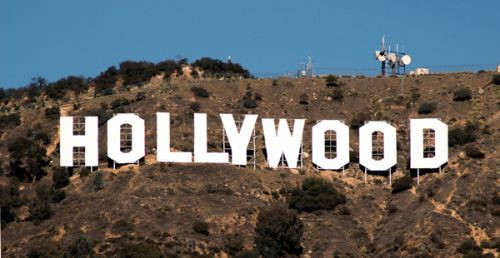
[401,55,412,65]
[388,53,397,63]
[375,51,380,58]
[377,54,386,62]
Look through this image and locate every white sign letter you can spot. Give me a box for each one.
[60,116,98,167]
[262,119,305,168]
[157,112,192,163]
[194,113,229,163]
[410,119,448,169]
[107,114,145,164]
[359,121,397,171]
[220,114,258,165]
[312,120,349,170]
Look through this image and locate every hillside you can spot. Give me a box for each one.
[1,72,499,257]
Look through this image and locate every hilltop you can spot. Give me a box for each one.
[1,69,499,257]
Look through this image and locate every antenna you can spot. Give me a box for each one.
[374,36,412,76]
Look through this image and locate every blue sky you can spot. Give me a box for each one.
[1,0,499,87]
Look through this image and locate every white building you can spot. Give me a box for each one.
[496,65,500,73]
[414,68,429,76]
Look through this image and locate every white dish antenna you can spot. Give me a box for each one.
[377,54,386,62]
[401,55,411,65]
[388,53,397,63]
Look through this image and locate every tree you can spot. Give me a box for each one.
[255,203,303,257]
[288,177,346,213]
[8,137,48,182]
[52,167,70,189]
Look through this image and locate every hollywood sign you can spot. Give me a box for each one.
[60,113,448,171]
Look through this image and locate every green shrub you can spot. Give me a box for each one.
[118,243,162,258]
[193,220,209,235]
[449,127,476,147]
[191,57,250,78]
[44,76,88,100]
[457,239,482,256]
[243,98,258,109]
[119,60,159,86]
[52,167,70,189]
[68,236,94,258]
[350,112,371,129]
[288,177,345,213]
[255,203,303,257]
[418,102,437,114]
[93,171,105,192]
[94,66,118,95]
[392,174,413,194]
[329,88,344,101]
[0,113,21,129]
[190,102,201,112]
[0,179,22,226]
[8,137,48,182]
[110,98,130,109]
[29,197,52,224]
[51,189,66,203]
[410,87,421,102]
[453,88,472,101]
[299,94,308,105]
[45,106,60,119]
[325,75,340,87]
[191,86,210,98]
[225,234,245,255]
[492,74,500,85]
[465,145,485,159]
[78,168,91,177]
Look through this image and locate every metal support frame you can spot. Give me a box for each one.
[222,115,257,170]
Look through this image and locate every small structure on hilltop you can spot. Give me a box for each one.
[410,68,430,76]
[297,56,314,78]
[496,65,500,73]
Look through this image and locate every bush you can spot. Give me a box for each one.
[191,86,210,98]
[492,74,500,85]
[465,145,485,159]
[457,239,482,256]
[325,75,340,87]
[190,102,201,112]
[329,88,344,101]
[8,137,48,182]
[68,236,94,258]
[51,189,66,203]
[453,88,472,101]
[1,179,22,226]
[34,132,51,145]
[255,203,303,257]
[52,167,70,189]
[243,98,258,109]
[449,127,476,147]
[392,174,413,194]
[29,197,52,224]
[0,113,21,129]
[45,106,60,119]
[193,220,209,235]
[94,66,118,95]
[288,177,345,213]
[225,234,245,255]
[136,91,146,101]
[119,60,159,86]
[93,171,105,192]
[299,94,308,105]
[110,98,130,109]
[119,243,162,258]
[44,76,88,100]
[350,112,371,129]
[418,102,437,114]
[78,168,91,177]
[191,57,251,78]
